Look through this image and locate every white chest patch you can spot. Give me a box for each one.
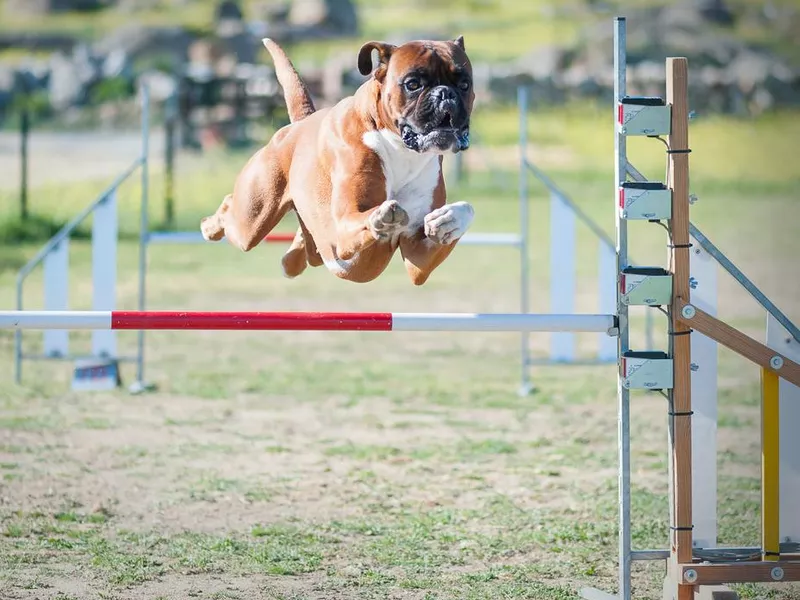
[362,129,440,232]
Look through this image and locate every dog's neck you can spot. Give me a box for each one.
[355,79,399,138]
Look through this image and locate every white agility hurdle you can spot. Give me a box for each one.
[14,86,635,395]
[0,311,616,333]
[7,17,800,600]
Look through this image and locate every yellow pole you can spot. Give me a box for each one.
[762,367,780,561]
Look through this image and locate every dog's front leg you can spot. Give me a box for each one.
[330,158,409,260]
[334,199,411,260]
[399,199,475,285]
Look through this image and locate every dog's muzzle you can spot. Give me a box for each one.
[400,86,471,153]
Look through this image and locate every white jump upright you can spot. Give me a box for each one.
[687,233,719,549]
[91,190,118,358]
[20,189,121,365]
[42,238,69,358]
[549,192,577,361]
[548,190,619,363]
[521,160,641,372]
[14,87,150,385]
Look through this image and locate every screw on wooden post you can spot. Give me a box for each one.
[665,55,695,600]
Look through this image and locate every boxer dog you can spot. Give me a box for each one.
[200,35,475,285]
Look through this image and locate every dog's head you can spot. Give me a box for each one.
[358,36,473,154]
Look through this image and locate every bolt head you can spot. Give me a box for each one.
[681,305,696,319]
[771,566,784,581]
[770,356,784,370]
[690,363,699,372]
[684,569,698,583]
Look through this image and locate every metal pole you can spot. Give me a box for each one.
[135,84,150,390]
[164,92,176,227]
[614,16,632,600]
[518,85,532,395]
[20,106,29,221]
[14,274,23,383]
[16,98,29,383]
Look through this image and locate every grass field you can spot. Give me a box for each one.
[1,91,800,600]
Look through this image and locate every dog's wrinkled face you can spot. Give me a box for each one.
[358,37,474,154]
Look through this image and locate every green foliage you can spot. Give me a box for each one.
[89,76,133,104]
[0,213,69,244]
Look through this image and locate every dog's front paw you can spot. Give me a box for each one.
[424,201,474,245]
[369,200,409,241]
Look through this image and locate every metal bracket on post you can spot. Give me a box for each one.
[618,96,671,136]
[620,267,673,306]
[621,351,674,390]
[619,183,672,220]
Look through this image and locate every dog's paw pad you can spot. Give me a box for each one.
[370,200,409,238]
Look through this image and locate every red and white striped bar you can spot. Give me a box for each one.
[0,311,617,333]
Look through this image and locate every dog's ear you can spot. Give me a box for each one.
[358,41,396,78]
[452,35,465,51]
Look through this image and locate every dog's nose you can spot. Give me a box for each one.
[431,86,457,103]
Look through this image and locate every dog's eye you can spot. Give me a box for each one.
[404,78,422,92]
[458,79,471,92]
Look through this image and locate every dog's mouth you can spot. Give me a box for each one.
[399,114,470,154]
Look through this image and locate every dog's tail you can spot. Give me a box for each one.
[262,38,316,123]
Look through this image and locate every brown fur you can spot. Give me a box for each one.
[200,37,474,285]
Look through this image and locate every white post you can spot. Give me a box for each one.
[550,192,576,362]
[597,240,617,362]
[42,239,70,357]
[766,314,800,544]
[91,191,118,358]
[689,233,718,549]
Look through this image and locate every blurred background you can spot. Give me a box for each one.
[0,0,798,235]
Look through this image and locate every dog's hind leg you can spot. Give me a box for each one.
[201,146,291,252]
[200,194,231,242]
[280,212,323,278]
[281,226,308,278]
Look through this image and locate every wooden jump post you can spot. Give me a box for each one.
[665,55,695,600]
